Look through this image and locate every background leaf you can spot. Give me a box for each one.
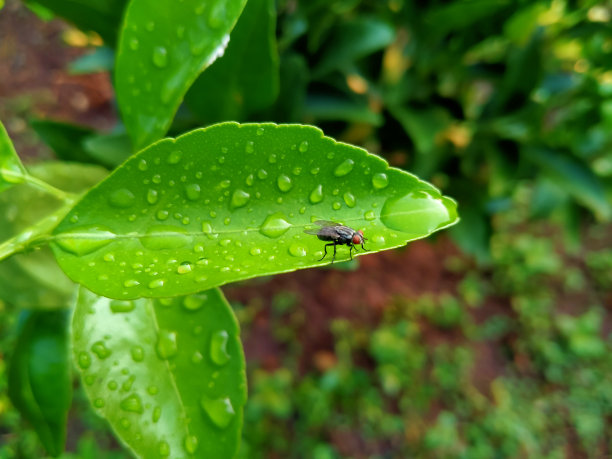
[185,0,279,123]
[29,118,95,164]
[8,309,72,457]
[51,122,458,299]
[0,121,27,193]
[72,287,246,458]
[115,0,248,150]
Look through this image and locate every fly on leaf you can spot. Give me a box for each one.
[304,220,368,263]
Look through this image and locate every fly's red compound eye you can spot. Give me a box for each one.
[352,233,362,244]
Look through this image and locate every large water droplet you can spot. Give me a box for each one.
[55,225,116,256]
[177,262,192,274]
[120,394,144,413]
[183,294,206,311]
[380,191,451,235]
[147,189,159,204]
[109,188,135,208]
[141,225,191,250]
[184,435,199,454]
[209,330,230,366]
[334,159,355,177]
[110,299,135,313]
[184,183,201,201]
[200,396,235,429]
[156,329,178,359]
[230,189,250,209]
[131,346,144,362]
[77,351,91,369]
[152,46,168,68]
[372,173,389,189]
[289,244,307,257]
[260,212,291,238]
[309,185,324,204]
[91,341,111,359]
[277,174,293,192]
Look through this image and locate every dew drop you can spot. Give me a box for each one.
[158,441,170,457]
[156,329,178,359]
[268,153,277,163]
[260,212,291,238]
[131,346,144,362]
[110,299,135,313]
[167,150,182,164]
[147,385,159,395]
[372,234,386,244]
[141,225,191,250]
[364,210,376,221]
[192,351,204,363]
[185,435,199,454]
[245,141,254,154]
[138,159,148,171]
[289,243,307,257]
[249,247,261,256]
[91,341,111,359]
[245,174,254,186]
[129,38,139,50]
[94,398,105,408]
[200,396,235,429]
[177,262,192,274]
[343,192,356,208]
[309,185,324,204]
[108,380,118,390]
[77,352,91,369]
[230,189,250,209]
[372,172,389,189]
[183,183,201,201]
[152,406,162,423]
[210,330,231,366]
[152,174,162,184]
[310,167,320,175]
[156,210,169,221]
[148,278,165,289]
[380,191,451,234]
[334,159,355,177]
[220,179,231,188]
[298,141,309,153]
[276,174,293,192]
[109,188,135,208]
[55,225,116,256]
[152,46,168,68]
[183,294,206,311]
[147,189,159,204]
[257,169,268,180]
[332,201,342,210]
[120,418,130,429]
[120,394,144,414]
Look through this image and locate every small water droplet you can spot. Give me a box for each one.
[148,278,165,289]
[343,192,356,208]
[364,210,376,221]
[220,179,231,188]
[268,153,277,163]
[277,174,293,192]
[245,141,254,154]
[309,185,324,204]
[289,243,307,257]
[131,346,145,362]
[200,396,235,429]
[256,127,265,136]
[184,435,199,454]
[147,385,159,395]
[158,440,170,457]
[260,212,291,238]
[120,394,143,413]
[91,341,112,359]
[77,352,91,369]
[138,159,148,171]
[152,46,168,68]
[176,25,185,38]
[332,201,341,210]
[147,189,159,204]
[310,167,320,175]
[334,159,355,177]
[192,351,204,363]
[183,294,206,311]
[372,173,389,189]
[372,234,385,244]
[94,398,105,408]
[299,141,309,153]
[257,169,268,179]
[156,210,169,221]
[56,225,116,256]
[177,262,192,274]
[210,330,230,366]
[129,38,139,50]
[167,150,182,164]
[141,225,191,250]
[184,183,201,201]
[156,329,178,359]
[250,247,261,255]
[230,189,250,209]
[245,174,254,186]
[109,188,135,208]
[110,299,135,313]
[152,406,162,423]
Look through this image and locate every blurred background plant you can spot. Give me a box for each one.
[1,0,611,457]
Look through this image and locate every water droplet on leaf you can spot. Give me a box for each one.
[372,173,389,189]
[309,185,324,204]
[209,330,230,366]
[260,212,291,238]
[120,394,144,413]
[277,174,293,192]
[334,159,355,177]
[109,188,135,208]
[200,396,235,429]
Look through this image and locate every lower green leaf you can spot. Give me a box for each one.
[8,309,72,457]
[72,286,246,458]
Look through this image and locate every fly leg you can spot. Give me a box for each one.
[331,242,338,263]
[319,243,335,261]
[361,241,368,252]
[349,244,354,260]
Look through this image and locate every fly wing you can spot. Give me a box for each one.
[303,228,322,235]
[313,220,342,227]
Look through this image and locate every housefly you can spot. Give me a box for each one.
[304,220,368,263]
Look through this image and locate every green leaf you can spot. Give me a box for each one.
[72,287,246,458]
[185,0,279,123]
[389,106,451,154]
[8,309,72,457]
[526,147,612,221]
[0,162,108,306]
[51,122,458,299]
[25,0,127,46]
[305,94,383,126]
[313,17,395,77]
[29,118,95,163]
[116,0,248,150]
[0,120,27,193]
[83,130,133,168]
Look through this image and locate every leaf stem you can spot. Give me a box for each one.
[23,174,78,203]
